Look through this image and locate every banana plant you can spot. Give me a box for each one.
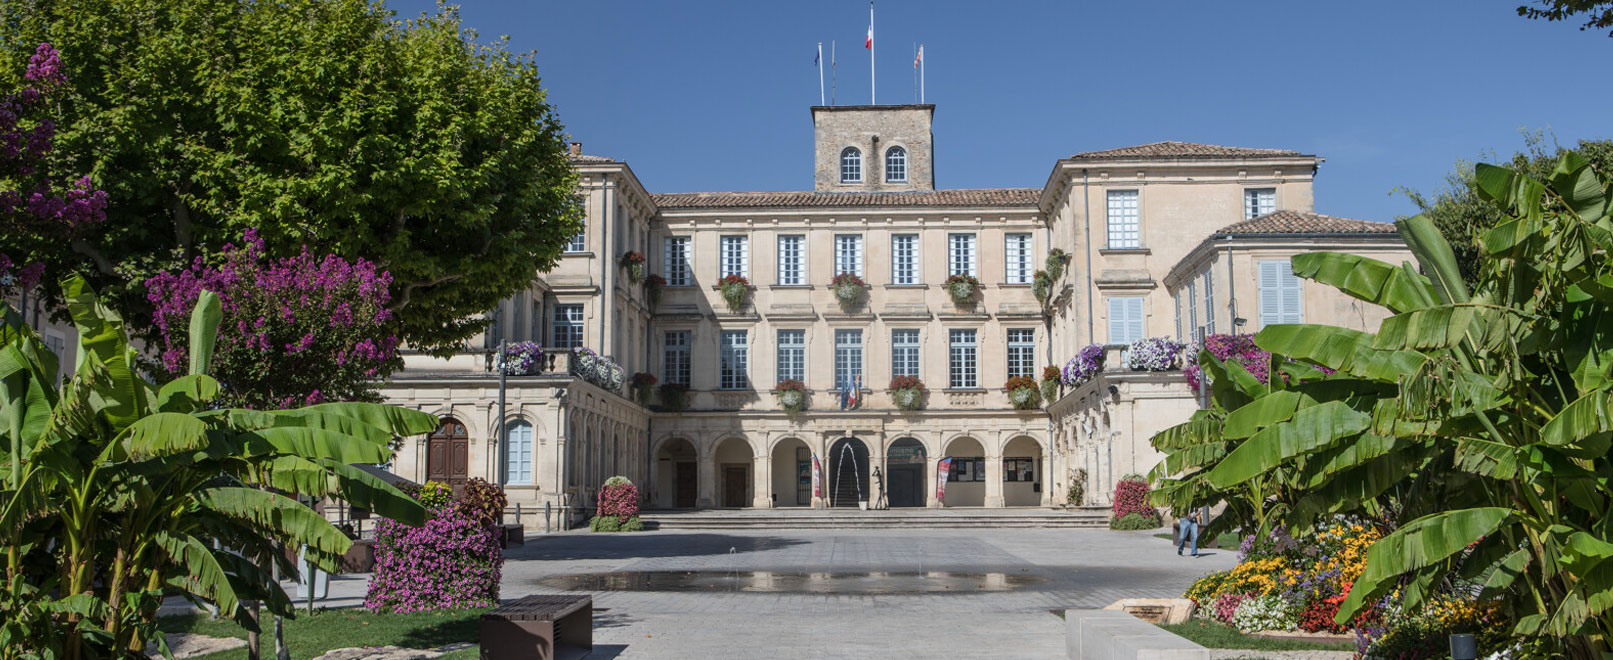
[0,275,435,659]
[1148,151,1613,658]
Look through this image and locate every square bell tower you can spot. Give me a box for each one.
[811,104,935,193]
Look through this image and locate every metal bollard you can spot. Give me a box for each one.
[1449,634,1477,660]
[545,501,552,533]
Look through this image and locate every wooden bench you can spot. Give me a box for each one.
[481,594,593,660]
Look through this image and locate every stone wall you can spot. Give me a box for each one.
[812,105,935,192]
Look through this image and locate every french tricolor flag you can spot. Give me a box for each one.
[865,25,872,50]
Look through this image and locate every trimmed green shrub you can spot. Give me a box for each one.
[1110,512,1161,530]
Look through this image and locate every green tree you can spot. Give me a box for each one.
[0,0,583,355]
[1397,135,1613,286]
[1,275,436,658]
[1518,1,1613,36]
[1152,151,1613,657]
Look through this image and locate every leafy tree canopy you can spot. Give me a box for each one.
[1518,0,1613,36]
[0,0,583,354]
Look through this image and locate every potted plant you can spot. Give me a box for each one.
[1126,337,1184,372]
[631,372,657,406]
[1040,365,1062,402]
[945,274,981,306]
[500,341,545,376]
[776,379,807,412]
[889,375,926,411]
[644,273,665,309]
[1046,247,1067,282]
[1005,375,1041,410]
[719,274,750,312]
[619,250,645,284]
[830,272,867,308]
[1062,344,1105,386]
[1032,270,1052,303]
[657,383,689,411]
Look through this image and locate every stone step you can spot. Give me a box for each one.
[641,509,1111,530]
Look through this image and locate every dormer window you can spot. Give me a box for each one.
[885,146,907,182]
[840,147,862,183]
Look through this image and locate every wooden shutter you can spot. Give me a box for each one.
[1259,261,1282,328]
[1108,297,1144,344]
[1280,263,1303,323]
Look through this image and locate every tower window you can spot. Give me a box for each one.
[885,146,907,182]
[840,147,862,183]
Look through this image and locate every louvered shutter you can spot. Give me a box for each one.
[1279,263,1303,324]
[1108,297,1144,344]
[1259,261,1283,328]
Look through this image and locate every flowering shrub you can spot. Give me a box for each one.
[1032,270,1052,303]
[719,274,750,311]
[1298,594,1346,633]
[1062,344,1105,386]
[568,347,625,391]
[416,481,454,509]
[501,341,545,375]
[366,502,503,613]
[1126,337,1183,371]
[456,478,507,527]
[146,229,398,409]
[1005,376,1041,409]
[619,251,645,283]
[945,274,980,305]
[1183,333,1270,390]
[591,477,642,532]
[1356,597,1508,660]
[1040,365,1062,401]
[0,253,45,298]
[1111,477,1157,523]
[1212,592,1253,623]
[889,376,925,411]
[1232,594,1298,633]
[831,273,867,307]
[631,372,657,405]
[1045,248,1067,281]
[1066,468,1087,506]
[644,273,666,308]
[658,383,689,411]
[776,378,807,411]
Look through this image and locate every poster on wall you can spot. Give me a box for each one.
[936,458,953,501]
[812,454,823,498]
[974,458,986,481]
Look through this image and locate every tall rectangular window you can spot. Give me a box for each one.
[776,329,805,383]
[1106,190,1140,249]
[1107,297,1145,345]
[1259,260,1304,327]
[777,235,804,285]
[504,422,533,485]
[663,331,691,385]
[1186,281,1199,342]
[720,235,748,278]
[949,329,978,388]
[834,329,863,390]
[566,218,586,253]
[1007,329,1036,378]
[892,234,919,284]
[552,304,583,349]
[1245,188,1276,220]
[720,330,748,390]
[663,236,691,286]
[948,233,977,277]
[891,329,920,378]
[1202,269,1216,336]
[835,234,863,277]
[1005,233,1032,284]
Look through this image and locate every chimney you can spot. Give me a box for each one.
[569,141,582,156]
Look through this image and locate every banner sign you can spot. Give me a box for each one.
[936,458,953,501]
[812,454,823,498]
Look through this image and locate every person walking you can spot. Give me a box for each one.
[1177,506,1207,557]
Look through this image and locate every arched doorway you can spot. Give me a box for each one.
[1002,436,1044,507]
[771,438,813,507]
[713,437,753,508]
[426,418,469,491]
[655,438,698,508]
[940,437,986,507]
[885,437,927,507]
[827,437,870,508]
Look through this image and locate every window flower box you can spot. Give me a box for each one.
[888,375,926,411]
[619,251,645,284]
[775,379,807,412]
[830,272,868,308]
[1005,375,1041,410]
[946,274,980,306]
[719,274,751,312]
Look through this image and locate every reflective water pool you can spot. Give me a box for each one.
[538,570,1042,594]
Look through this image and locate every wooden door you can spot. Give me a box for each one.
[723,466,748,507]
[675,462,697,508]
[426,419,469,489]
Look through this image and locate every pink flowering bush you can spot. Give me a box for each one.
[1183,333,1271,391]
[366,503,504,613]
[590,476,644,532]
[1111,476,1158,524]
[145,229,398,409]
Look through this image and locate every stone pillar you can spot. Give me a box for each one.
[924,453,941,508]
[985,454,1005,508]
[810,433,831,509]
[1041,440,1055,507]
[752,447,772,509]
[696,437,716,508]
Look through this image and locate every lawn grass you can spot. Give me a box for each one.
[1160,619,1355,652]
[158,608,488,659]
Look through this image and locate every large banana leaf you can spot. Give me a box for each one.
[1207,401,1372,488]
[1255,324,1427,380]
[235,427,392,464]
[155,374,221,414]
[290,402,439,437]
[255,455,427,526]
[62,275,148,429]
[188,291,221,377]
[152,531,242,618]
[1541,391,1613,447]
[1290,251,1433,315]
[1337,507,1513,623]
[119,412,210,460]
[1395,215,1471,305]
[1150,410,1224,451]
[1372,304,1520,353]
[193,487,353,570]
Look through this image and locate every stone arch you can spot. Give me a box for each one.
[940,436,986,507]
[500,414,541,487]
[653,436,698,509]
[1001,435,1045,507]
[883,436,928,508]
[826,436,871,508]
[712,436,754,508]
[769,436,813,508]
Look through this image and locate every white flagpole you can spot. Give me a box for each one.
[913,43,917,103]
[832,40,837,105]
[920,45,925,104]
[869,0,875,105]
[818,42,825,105]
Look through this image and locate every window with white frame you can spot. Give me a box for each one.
[663,236,691,286]
[566,218,586,252]
[840,147,862,183]
[777,329,805,383]
[1174,294,1184,341]
[720,330,748,390]
[663,330,690,385]
[834,329,863,390]
[1186,281,1199,342]
[1005,233,1032,284]
[949,329,978,388]
[1106,190,1140,249]
[892,234,919,284]
[885,146,907,182]
[721,235,748,278]
[1245,188,1276,220]
[948,233,977,277]
[891,329,920,378]
[1107,297,1145,345]
[504,420,533,485]
[1202,269,1215,336]
[835,234,864,277]
[552,304,583,349]
[1258,260,1304,327]
[1007,329,1036,378]
[777,235,804,285]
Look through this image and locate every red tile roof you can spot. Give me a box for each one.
[1217,210,1397,235]
[651,188,1042,210]
[568,153,619,164]
[1071,141,1307,161]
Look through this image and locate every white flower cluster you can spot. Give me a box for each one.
[1232,594,1299,634]
[569,347,625,392]
[1126,337,1183,372]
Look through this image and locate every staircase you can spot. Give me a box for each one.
[642,507,1110,530]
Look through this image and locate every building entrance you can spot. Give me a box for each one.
[827,437,870,507]
[886,437,926,507]
[426,419,469,492]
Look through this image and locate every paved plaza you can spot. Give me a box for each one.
[302,526,1235,658]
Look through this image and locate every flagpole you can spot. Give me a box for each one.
[920,45,925,104]
[831,40,837,105]
[913,43,917,103]
[869,0,875,105]
[817,42,825,105]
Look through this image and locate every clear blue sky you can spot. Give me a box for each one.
[390,0,1610,222]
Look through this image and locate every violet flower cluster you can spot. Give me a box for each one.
[145,229,399,409]
[365,504,504,613]
[0,253,45,296]
[500,341,545,375]
[1183,333,1272,391]
[1062,344,1105,386]
[1126,337,1183,372]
